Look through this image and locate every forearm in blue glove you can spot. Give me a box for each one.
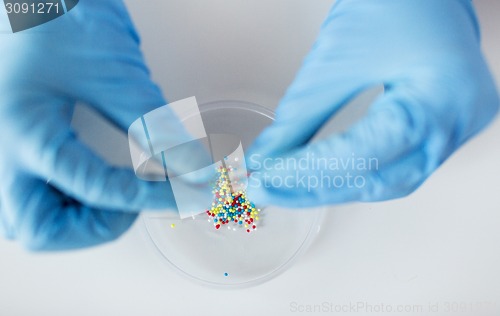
[0,0,176,250]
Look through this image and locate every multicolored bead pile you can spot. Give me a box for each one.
[206,165,260,233]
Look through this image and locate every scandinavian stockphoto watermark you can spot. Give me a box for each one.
[248,152,379,192]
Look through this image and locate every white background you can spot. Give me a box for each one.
[1,0,500,315]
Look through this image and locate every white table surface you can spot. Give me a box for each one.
[1,1,500,315]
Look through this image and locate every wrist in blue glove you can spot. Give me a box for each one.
[0,0,176,250]
[248,0,499,207]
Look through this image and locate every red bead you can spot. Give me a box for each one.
[216,224,221,229]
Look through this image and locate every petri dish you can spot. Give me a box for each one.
[142,100,325,288]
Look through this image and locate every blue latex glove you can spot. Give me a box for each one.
[248,0,499,207]
[0,0,175,250]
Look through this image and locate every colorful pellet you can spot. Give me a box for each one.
[206,165,261,233]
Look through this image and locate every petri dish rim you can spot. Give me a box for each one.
[142,100,325,289]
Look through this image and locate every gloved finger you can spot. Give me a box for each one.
[41,132,177,211]
[361,149,428,202]
[247,87,430,207]
[1,91,177,212]
[0,171,137,251]
[248,61,374,163]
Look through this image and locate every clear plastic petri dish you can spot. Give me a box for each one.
[142,100,325,288]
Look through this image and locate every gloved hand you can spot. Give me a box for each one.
[0,0,176,250]
[248,0,499,207]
